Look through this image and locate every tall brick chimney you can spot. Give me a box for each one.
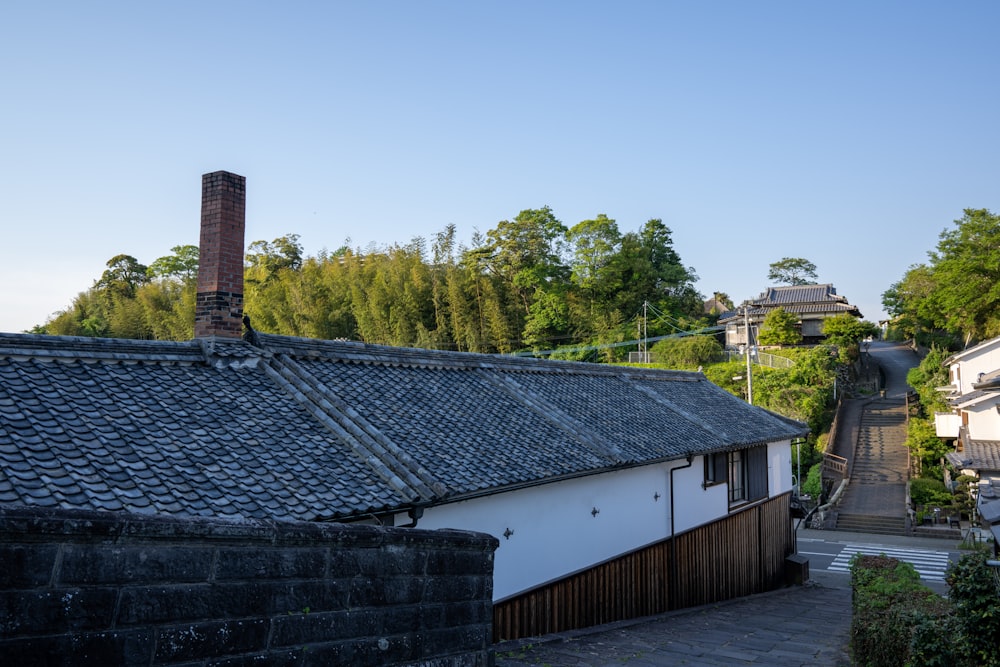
[194,171,246,339]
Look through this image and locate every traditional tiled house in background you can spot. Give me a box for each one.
[721,284,863,348]
[0,172,809,642]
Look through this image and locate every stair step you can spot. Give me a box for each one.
[834,513,906,536]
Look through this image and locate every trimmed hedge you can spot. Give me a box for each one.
[850,554,953,667]
[851,551,1000,667]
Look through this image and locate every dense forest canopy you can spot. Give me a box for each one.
[40,210,709,357]
[883,208,1000,348]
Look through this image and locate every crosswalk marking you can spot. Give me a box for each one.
[827,544,953,582]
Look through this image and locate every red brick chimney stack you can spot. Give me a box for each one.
[194,171,246,339]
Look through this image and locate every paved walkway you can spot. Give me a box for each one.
[494,581,852,666]
[494,525,966,667]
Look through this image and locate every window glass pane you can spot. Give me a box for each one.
[728,450,745,503]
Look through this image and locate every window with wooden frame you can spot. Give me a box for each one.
[704,447,769,506]
[704,452,727,487]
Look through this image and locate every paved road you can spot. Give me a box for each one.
[494,528,965,666]
[797,528,961,593]
[867,340,919,398]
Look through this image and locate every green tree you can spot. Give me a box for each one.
[767,257,818,285]
[603,219,701,327]
[96,254,149,301]
[46,290,109,337]
[883,209,1000,346]
[246,234,304,276]
[757,307,802,346]
[147,245,199,282]
[928,208,1000,342]
[882,264,948,345]
[522,287,570,348]
[822,314,879,360]
[469,207,569,315]
[801,462,822,498]
[566,214,621,293]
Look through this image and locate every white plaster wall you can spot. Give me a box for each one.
[955,341,1000,394]
[769,440,793,494]
[935,412,961,439]
[409,459,725,601]
[967,402,1000,440]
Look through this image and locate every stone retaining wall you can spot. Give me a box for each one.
[0,506,497,666]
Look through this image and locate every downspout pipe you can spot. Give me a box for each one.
[669,452,695,610]
[400,506,424,528]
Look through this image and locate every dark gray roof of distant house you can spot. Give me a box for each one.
[0,332,807,523]
[719,284,862,324]
[946,438,1000,474]
[976,478,1000,528]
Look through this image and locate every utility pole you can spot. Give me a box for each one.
[744,305,753,405]
[637,301,649,362]
[643,301,648,362]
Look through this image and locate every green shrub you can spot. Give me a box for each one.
[910,477,952,507]
[946,551,1000,666]
[801,462,822,498]
[850,554,952,667]
[649,335,722,369]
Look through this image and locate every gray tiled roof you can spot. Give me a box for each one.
[946,439,1000,474]
[754,285,843,305]
[0,332,807,522]
[718,284,861,324]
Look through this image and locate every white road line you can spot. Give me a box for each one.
[826,544,952,581]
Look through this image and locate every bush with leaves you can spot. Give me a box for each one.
[906,418,953,481]
[945,551,1000,666]
[801,462,822,499]
[649,334,722,369]
[850,554,953,667]
[906,347,952,414]
[909,477,953,508]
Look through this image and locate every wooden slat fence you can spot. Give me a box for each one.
[493,492,793,643]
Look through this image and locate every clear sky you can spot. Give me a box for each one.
[2,2,998,334]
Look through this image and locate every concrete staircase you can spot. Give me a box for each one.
[831,400,909,536]
[851,402,908,487]
[834,512,907,536]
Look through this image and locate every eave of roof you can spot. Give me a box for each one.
[944,336,1000,365]
[947,439,1000,473]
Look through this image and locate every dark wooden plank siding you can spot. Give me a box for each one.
[493,491,793,642]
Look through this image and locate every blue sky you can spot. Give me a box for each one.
[2,2,998,334]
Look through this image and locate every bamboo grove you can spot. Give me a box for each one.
[38,209,709,358]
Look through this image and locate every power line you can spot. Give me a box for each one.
[513,325,724,357]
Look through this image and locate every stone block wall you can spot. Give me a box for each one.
[0,506,497,666]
